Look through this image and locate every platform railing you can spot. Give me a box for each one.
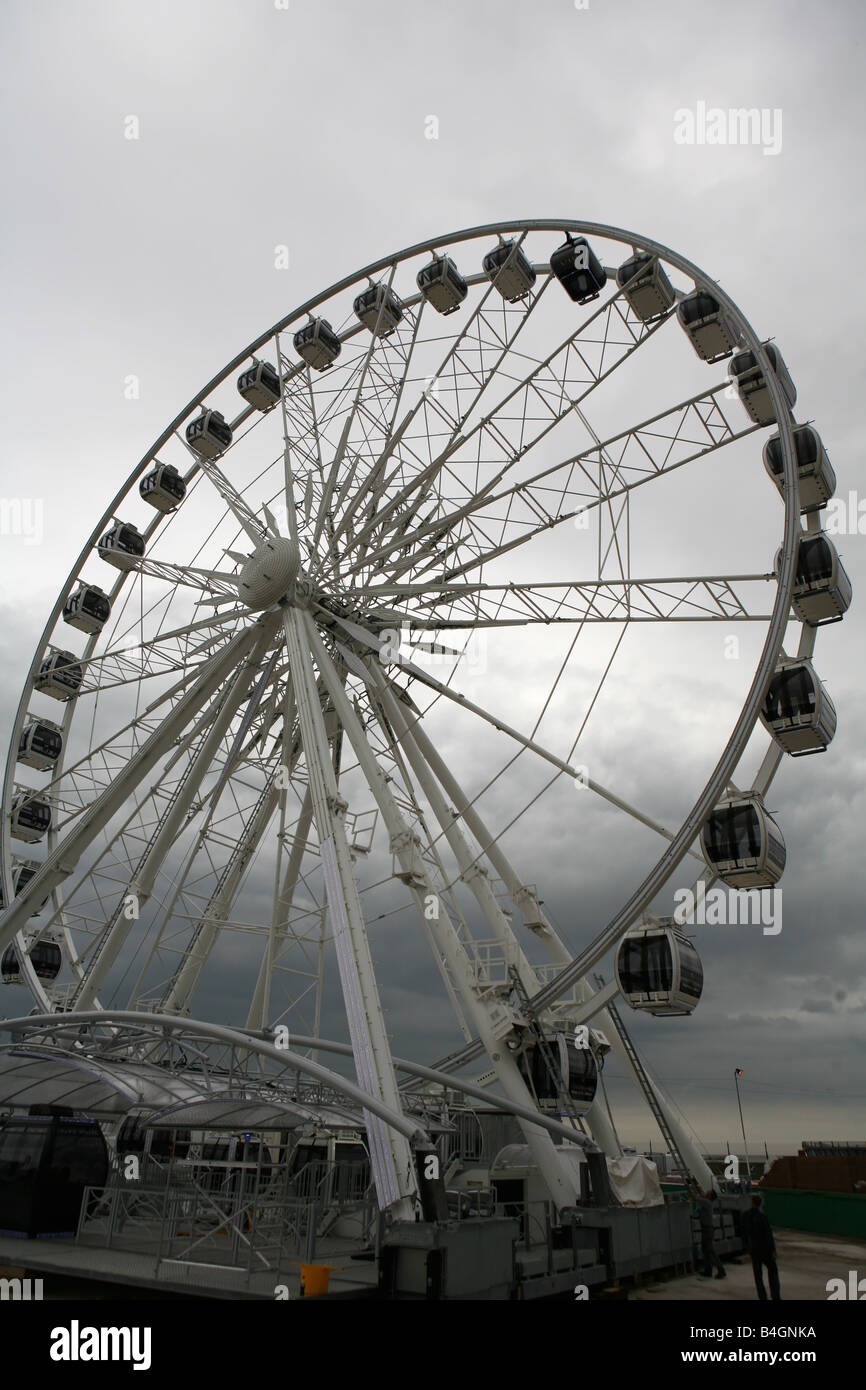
[77,1178,320,1284]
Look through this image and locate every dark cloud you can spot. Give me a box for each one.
[1,0,864,1156]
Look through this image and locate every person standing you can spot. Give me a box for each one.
[694,1187,726,1279]
[742,1193,781,1300]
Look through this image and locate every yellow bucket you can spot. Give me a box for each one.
[300,1263,332,1297]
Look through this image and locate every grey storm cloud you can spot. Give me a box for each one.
[1,0,865,1155]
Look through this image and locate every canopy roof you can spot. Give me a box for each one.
[0,1046,362,1132]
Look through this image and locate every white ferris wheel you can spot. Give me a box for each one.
[0,220,850,1215]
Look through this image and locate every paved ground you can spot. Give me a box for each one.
[0,1232,374,1300]
[630,1229,866,1301]
[4,1227,864,1301]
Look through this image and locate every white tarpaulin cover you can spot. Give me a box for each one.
[606,1153,664,1206]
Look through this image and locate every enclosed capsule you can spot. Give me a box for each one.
[18,719,63,770]
[760,657,837,756]
[10,793,52,843]
[701,793,786,889]
[35,650,83,701]
[677,290,739,363]
[516,1032,598,1112]
[763,425,837,513]
[0,1113,108,1237]
[482,240,536,302]
[12,862,51,916]
[237,360,282,410]
[185,409,232,459]
[1,937,61,983]
[728,343,796,426]
[353,283,404,337]
[63,583,111,635]
[416,254,468,315]
[775,533,852,626]
[550,235,607,305]
[140,462,186,512]
[615,918,703,1015]
[97,521,145,571]
[293,317,342,370]
[616,252,676,322]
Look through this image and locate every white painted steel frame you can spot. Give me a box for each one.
[0,220,818,1201]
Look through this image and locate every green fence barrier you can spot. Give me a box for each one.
[759,1189,866,1240]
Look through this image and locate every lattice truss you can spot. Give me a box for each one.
[2,225,782,1054]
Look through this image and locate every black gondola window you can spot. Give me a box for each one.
[704,807,762,861]
[16,801,51,830]
[766,428,818,478]
[764,668,816,722]
[678,945,704,997]
[680,292,719,325]
[797,538,833,585]
[621,936,673,993]
[19,727,62,761]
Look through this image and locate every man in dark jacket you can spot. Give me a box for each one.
[742,1194,781,1300]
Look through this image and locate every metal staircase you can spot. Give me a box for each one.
[592,973,692,1184]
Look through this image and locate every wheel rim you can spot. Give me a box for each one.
[0,220,811,1074]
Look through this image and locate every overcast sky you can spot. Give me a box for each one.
[1,0,864,1157]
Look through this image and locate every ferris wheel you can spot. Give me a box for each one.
[0,220,850,1214]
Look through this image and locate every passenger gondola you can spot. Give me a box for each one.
[0,1113,108,1237]
[35,650,83,700]
[2,936,61,983]
[293,317,342,370]
[14,863,38,893]
[63,583,111,634]
[516,1032,598,1112]
[482,239,536,302]
[615,252,675,322]
[185,409,233,459]
[550,234,607,304]
[760,657,837,755]
[353,283,404,337]
[140,462,186,512]
[728,342,796,425]
[18,719,63,770]
[615,917,703,1015]
[776,532,852,626]
[97,521,145,571]
[10,794,52,843]
[677,290,739,362]
[763,424,837,513]
[416,254,468,314]
[12,863,51,916]
[237,360,282,410]
[701,793,786,888]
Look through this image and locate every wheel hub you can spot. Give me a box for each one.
[237,537,301,610]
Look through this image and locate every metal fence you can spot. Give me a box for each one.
[75,1152,382,1288]
[77,1177,321,1284]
